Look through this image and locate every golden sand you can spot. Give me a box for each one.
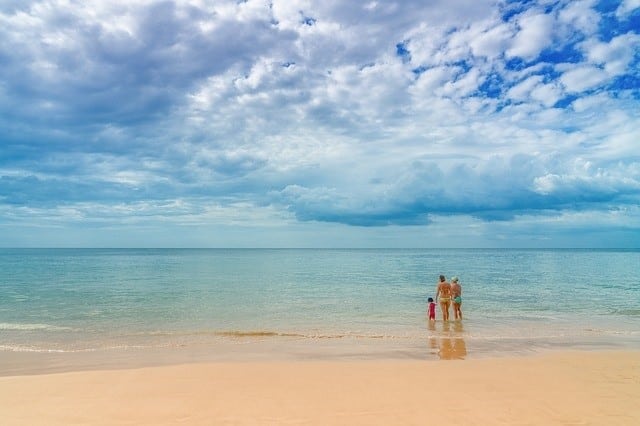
[1,351,638,425]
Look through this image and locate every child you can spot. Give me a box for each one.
[427,297,436,321]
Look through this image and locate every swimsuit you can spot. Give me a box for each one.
[440,297,450,303]
[428,303,436,320]
[454,296,462,304]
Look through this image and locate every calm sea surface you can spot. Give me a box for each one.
[1,249,639,370]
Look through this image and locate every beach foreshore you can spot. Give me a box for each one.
[0,350,638,425]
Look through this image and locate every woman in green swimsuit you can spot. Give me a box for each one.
[435,275,452,321]
[451,276,462,320]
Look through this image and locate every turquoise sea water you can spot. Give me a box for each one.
[1,249,639,369]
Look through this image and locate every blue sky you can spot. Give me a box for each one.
[1,0,639,248]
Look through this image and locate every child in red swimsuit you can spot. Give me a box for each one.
[428,297,436,321]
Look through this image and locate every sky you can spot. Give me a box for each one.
[1,0,639,248]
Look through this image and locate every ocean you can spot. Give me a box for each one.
[1,248,639,372]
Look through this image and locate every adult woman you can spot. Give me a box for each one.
[435,275,452,321]
[451,276,462,320]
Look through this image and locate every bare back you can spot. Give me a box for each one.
[437,281,452,300]
[451,282,461,297]
[436,279,452,321]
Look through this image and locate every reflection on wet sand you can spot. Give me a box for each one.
[428,321,467,360]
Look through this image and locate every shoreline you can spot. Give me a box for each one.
[2,331,638,377]
[1,350,638,425]
[2,326,639,377]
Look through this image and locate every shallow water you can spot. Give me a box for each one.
[1,248,639,371]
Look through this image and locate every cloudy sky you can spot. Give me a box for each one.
[1,0,639,248]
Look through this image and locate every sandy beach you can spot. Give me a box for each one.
[1,350,638,425]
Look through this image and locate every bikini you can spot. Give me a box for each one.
[438,282,452,303]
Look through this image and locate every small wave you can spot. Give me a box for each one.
[0,345,69,353]
[216,331,305,338]
[139,329,396,339]
[483,313,561,321]
[0,323,72,331]
[614,308,640,317]
[586,329,640,336]
[0,344,159,353]
[214,330,392,339]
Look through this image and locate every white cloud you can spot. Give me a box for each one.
[507,75,543,101]
[579,109,640,160]
[404,27,445,68]
[571,92,611,112]
[469,22,514,59]
[560,65,609,92]
[507,12,554,60]
[413,66,456,93]
[557,0,600,36]
[616,0,640,18]
[503,73,562,108]
[582,33,640,76]
[532,159,640,197]
[439,67,482,98]
[530,82,562,107]
[1,0,639,247]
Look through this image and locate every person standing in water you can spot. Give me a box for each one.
[451,276,462,320]
[435,275,452,321]
[427,297,436,321]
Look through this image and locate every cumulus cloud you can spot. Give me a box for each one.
[507,12,554,61]
[275,154,640,226]
[469,22,514,59]
[581,33,640,76]
[616,0,640,18]
[557,0,600,36]
[560,66,610,93]
[1,0,639,247]
[0,0,290,132]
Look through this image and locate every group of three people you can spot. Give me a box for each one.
[428,275,462,321]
